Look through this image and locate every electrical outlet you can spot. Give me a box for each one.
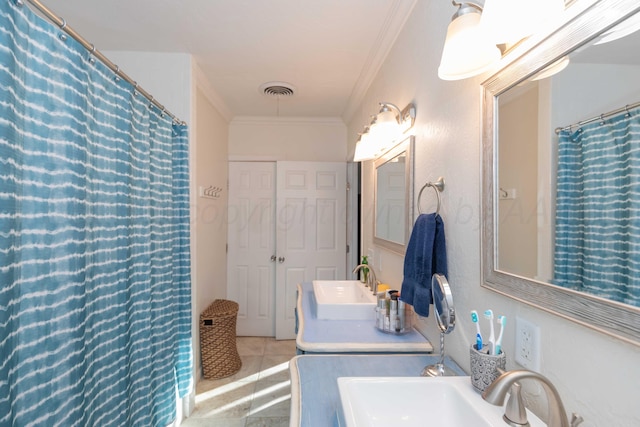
[515,316,540,371]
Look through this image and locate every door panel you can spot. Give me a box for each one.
[228,161,347,339]
[275,161,347,339]
[227,162,276,336]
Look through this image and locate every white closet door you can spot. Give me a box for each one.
[227,162,276,336]
[275,161,347,339]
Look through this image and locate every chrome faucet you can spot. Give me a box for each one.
[352,264,379,294]
[482,369,583,427]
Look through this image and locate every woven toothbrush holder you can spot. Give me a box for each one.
[469,344,506,393]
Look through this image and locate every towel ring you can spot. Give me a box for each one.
[417,177,445,215]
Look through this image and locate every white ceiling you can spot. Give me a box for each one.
[40,0,418,122]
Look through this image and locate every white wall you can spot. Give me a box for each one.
[192,86,229,380]
[229,117,347,161]
[104,51,192,123]
[349,2,640,426]
[552,62,640,129]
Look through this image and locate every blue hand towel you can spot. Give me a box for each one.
[400,213,448,317]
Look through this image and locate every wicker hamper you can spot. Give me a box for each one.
[200,299,242,379]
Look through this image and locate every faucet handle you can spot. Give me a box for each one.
[504,382,530,427]
[371,279,381,294]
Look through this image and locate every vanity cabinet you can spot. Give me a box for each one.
[289,354,466,426]
[295,282,433,354]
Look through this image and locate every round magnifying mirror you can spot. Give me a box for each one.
[433,273,455,334]
[422,273,456,377]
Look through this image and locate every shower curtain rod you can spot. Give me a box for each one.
[555,100,640,134]
[18,0,186,126]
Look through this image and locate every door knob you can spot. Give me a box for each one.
[270,255,277,262]
[278,256,285,263]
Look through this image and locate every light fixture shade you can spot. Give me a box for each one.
[531,56,570,81]
[376,108,398,126]
[594,10,640,45]
[353,129,396,162]
[353,132,380,162]
[480,0,565,45]
[438,10,501,80]
[372,109,401,141]
[353,140,375,162]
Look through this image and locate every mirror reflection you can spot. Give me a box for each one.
[496,12,640,308]
[482,0,640,345]
[374,135,414,254]
[376,152,406,244]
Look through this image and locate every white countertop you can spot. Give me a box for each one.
[289,354,467,427]
[295,282,434,353]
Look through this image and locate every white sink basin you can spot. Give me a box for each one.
[312,280,377,320]
[337,376,545,427]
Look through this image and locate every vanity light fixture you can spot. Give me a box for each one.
[480,0,565,45]
[353,103,416,162]
[438,1,501,80]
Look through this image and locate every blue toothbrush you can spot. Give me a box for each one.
[495,315,506,355]
[470,310,483,351]
[483,309,496,355]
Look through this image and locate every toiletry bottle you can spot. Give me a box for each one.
[384,297,390,331]
[390,299,398,332]
[398,300,405,332]
[360,255,369,283]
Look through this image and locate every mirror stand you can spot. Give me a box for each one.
[422,273,457,377]
[422,330,457,376]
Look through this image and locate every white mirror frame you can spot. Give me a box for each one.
[481,0,640,346]
[373,135,415,254]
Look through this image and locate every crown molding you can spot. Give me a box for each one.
[341,0,418,123]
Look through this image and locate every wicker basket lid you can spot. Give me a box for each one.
[201,299,239,318]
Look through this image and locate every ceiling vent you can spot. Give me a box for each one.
[260,81,296,97]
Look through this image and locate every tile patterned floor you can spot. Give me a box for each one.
[182,337,297,427]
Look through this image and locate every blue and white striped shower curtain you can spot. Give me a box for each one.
[555,108,640,308]
[0,1,192,426]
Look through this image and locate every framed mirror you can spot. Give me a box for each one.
[373,135,414,254]
[481,0,640,345]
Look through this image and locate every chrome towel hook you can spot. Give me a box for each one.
[417,176,445,215]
